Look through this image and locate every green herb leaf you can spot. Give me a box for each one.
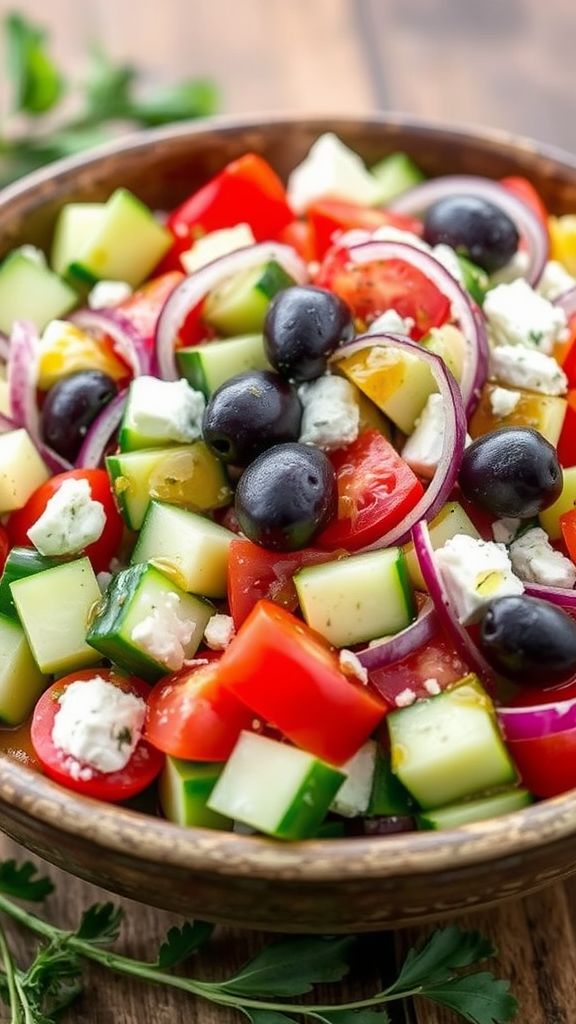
[312,1011,390,1023]
[423,972,518,1023]
[156,921,214,968]
[76,903,123,946]
[0,860,54,902]
[5,12,64,114]
[127,79,219,127]
[21,941,83,1019]
[83,45,136,121]
[387,927,495,993]
[220,936,355,997]
[244,1013,298,1024]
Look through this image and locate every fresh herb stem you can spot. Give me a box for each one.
[0,919,21,1023]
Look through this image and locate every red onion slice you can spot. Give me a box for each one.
[523,582,576,611]
[555,286,576,321]
[357,597,438,670]
[8,320,41,442]
[36,444,73,475]
[331,332,467,548]
[345,240,488,415]
[388,175,548,286]
[497,697,576,741]
[155,242,308,380]
[71,308,151,377]
[0,412,17,433]
[75,390,128,469]
[411,519,494,684]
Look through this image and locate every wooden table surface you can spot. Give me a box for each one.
[2,0,576,1020]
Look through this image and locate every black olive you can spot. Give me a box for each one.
[459,427,563,518]
[41,370,118,461]
[264,285,353,382]
[423,195,519,273]
[479,594,576,682]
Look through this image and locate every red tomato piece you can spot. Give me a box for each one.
[6,469,123,573]
[31,669,163,802]
[317,430,424,551]
[166,154,293,247]
[368,631,469,705]
[278,219,316,262]
[227,538,349,627]
[218,600,388,765]
[557,314,576,388]
[501,176,549,229]
[507,729,576,798]
[0,526,9,576]
[315,245,450,338]
[561,509,576,562]
[307,199,422,260]
[119,271,184,347]
[556,390,576,468]
[145,658,255,761]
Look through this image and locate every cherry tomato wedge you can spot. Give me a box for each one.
[317,430,424,551]
[31,669,163,802]
[315,245,450,338]
[145,657,254,761]
[227,538,349,627]
[278,219,316,262]
[218,600,388,765]
[307,199,422,260]
[368,630,468,705]
[119,271,184,348]
[6,469,123,573]
[506,729,576,798]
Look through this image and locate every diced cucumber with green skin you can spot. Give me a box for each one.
[107,443,231,531]
[202,260,296,336]
[370,152,425,204]
[10,557,102,674]
[159,757,231,829]
[207,731,346,840]
[62,189,172,288]
[331,741,377,818]
[0,430,50,514]
[417,788,533,830]
[87,563,212,681]
[177,334,271,396]
[388,674,517,810]
[0,250,77,334]
[294,547,415,647]
[458,255,490,305]
[403,502,480,591]
[0,614,48,725]
[421,325,466,382]
[0,548,59,621]
[51,203,106,276]
[368,748,415,817]
[539,465,576,540]
[131,501,234,598]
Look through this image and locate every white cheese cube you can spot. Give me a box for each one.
[88,280,132,309]
[125,376,205,444]
[537,260,576,301]
[484,279,568,354]
[27,478,106,557]
[298,375,360,451]
[402,393,444,479]
[491,517,523,544]
[204,613,236,651]
[339,648,368,685]
[489,345,567,396]
[489,386,521,417]
[331,741,377,818]
[435,534,524,625]
[0,429,49,512]
[368,308,414,336]
[287,133,380,215]
[509,527,576,588]
[131,591,197,672]
[52,676,145,776]
[181,224,256,274]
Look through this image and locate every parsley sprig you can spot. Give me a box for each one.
[0,11,218,186]
[0,858,517,1023]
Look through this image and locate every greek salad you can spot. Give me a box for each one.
[1,133,576,839]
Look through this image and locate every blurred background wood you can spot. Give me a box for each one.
[1,0,576,1019]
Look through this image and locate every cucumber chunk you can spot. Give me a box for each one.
[421,325,467,382]
[131,501,234,598]
[540,465,576,540]
[107,443,231,531]
[159,757,231,829]
[177,334,271,396]
[51,204,106,277]
[0,548,59,621]
[10,557,101,674]
[330,741,376,818]
[203,260,296,336]
[388,674,517,809]
[403,501,480,591]
[0,430,50,513]
[87,563,212,680]
[0,250,76,335]
[370,152,425,204]
[60,189,171,288]
[368,747,415,817]
[118,376,205,452]
[338,345,436,435]
[295,547,415,647]
[207,731,345,840]
[417,787,533,830]
[0,614,48,725]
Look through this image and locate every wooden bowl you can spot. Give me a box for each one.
[1,115,576,933]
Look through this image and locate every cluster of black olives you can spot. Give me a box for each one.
[203,286,353,550]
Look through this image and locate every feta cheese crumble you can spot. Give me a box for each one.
[489,345,568,396]
[537,260,576,302]
[509,527,576,588]
[491,517,522,544]
[490,250,530,285]
[131,592,196,671]
[368,308,415,336]
[287,133,381,214]
[395,688,417,707]
[204,613,236,651]
[432,243,465,284]
[298,375,360,450]
[88,280,133,309]
[339,648,368,685]
[52,676,146,775]
[489,386,521,417]
[484,279,568,354]
[125,376,205,444]
[330,741,376,817]
[435,534,524,625]
[180,224,256,274]
[402,393,445,479]
[423,678,441,696]
[27,478,106,557]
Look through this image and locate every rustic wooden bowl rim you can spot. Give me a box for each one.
[2,112,576,883]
